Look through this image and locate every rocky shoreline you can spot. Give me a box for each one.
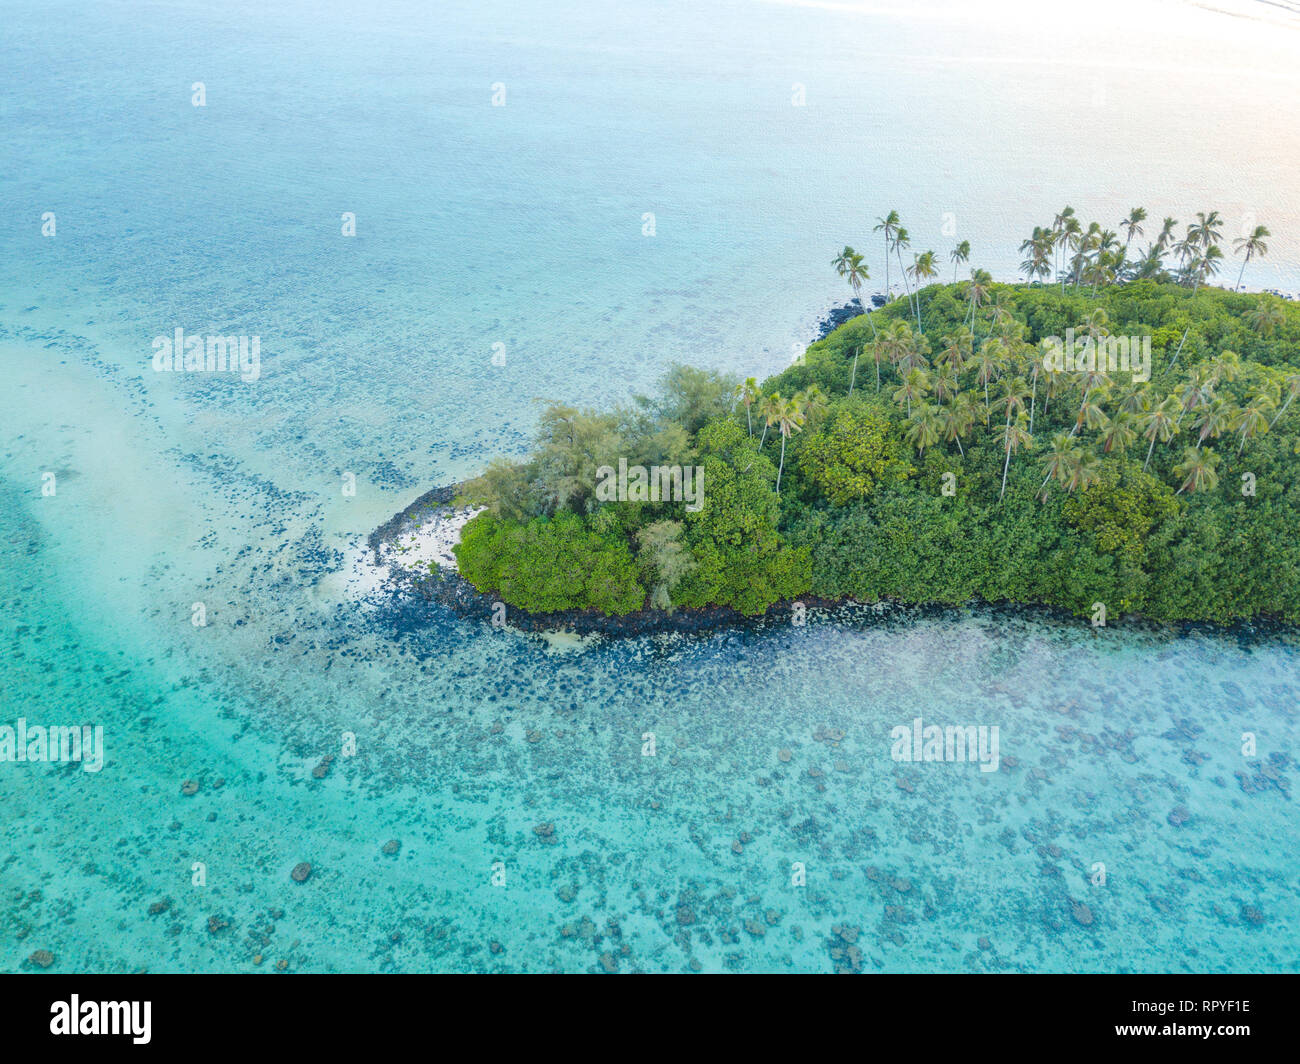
[367,482,812,635]
[366,483,463,565]
[812,299,871,341]
[363,484,1292,641]
[366,481,880,635]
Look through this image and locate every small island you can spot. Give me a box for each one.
[382,207,1300,631]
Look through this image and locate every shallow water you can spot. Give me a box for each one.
[1,0,1298,972]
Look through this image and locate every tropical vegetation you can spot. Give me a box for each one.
[453,207,1300,625]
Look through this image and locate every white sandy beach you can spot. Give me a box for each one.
[328,505,485,606]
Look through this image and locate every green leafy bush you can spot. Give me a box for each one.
[454,511,645,615]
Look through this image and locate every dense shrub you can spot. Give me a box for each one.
[454,511,645,615]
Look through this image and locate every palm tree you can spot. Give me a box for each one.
[758,392,782,448]
[798,383,830,428]
[908,250,939,332]
[733,378,760,437]
[994,374,1030,469]
[1132,218,1174,279]
[1077,358,1111,392]
[877,320,914,385]
[1269,372,1300,428]
[1173,447,1220,495]
[889,364,930,413]
[937,328,973,375]
[1058,215,1082,291]
[1081,306,1110,341]
[896,332,931,375]
[1172,233,1197,283]
[985,294,1017,342]
[1190,244,1224,293]
[973,338,1007,411]
[1039,360,1065,422]
[1066,353,1104,413]
[997,413,1033,501]
[1067,450,1103,494]
[1029,240,1054,285]
[1120,207,1148,255]
[1051,206,1075,235]
[950,240,970,284]
[1233,225,1271,291]
[833,247,876,334]
[1073,222,1101,288]
[932,367,960,404]
[1153,216,1178,257]
[1083,256,1112,294]
[940,394,975,457]
[966,269,992,331]
[1098,410,1137,455]
[1038,433,1082,501]
[1245,298,1286,337]
[866,338,889,393]
[906,403,942,457]
[774,395,805,494]
[1179,367,1215,414]
[1188,210,1223,252]
[1191,396,1235,448]
[1021,335,1043,433]
[1051,207,1075,288]
[1086,229,1120,291]
[1114,382,1149,415]
[994,374,1031,423]
[892,367,931,418]
[1234,392,1275,454]
[893,226,913,315]
[1071,384,1110,439]
[1019,227,1054,284]
[1210,349,1244,386]
[873,210,901,300]
[1139,396,1182,471]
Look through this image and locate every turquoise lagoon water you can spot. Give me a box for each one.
[1,0,1298,972]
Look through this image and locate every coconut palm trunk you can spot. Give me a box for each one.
[1168,327,1190,372]
[1236,253,1250,292]
[999,412,1013,499]
[896,247,913,315]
